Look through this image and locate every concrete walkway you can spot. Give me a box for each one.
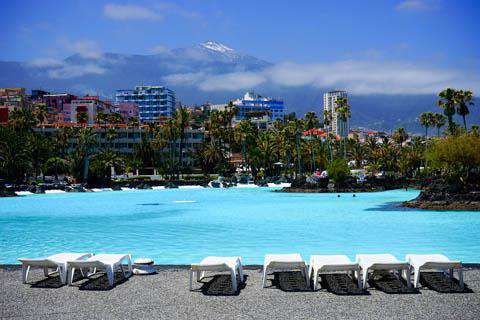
[1,266,479,319]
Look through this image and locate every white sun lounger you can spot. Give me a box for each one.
[67,254,133,287]
[262,253,309,288]
[309,255,361,291]
[356,254,411,289]
[406,254,463,289]
[18,253,93,284]
[190,256,244,292]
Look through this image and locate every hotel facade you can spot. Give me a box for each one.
[323,90,349,138]
[115,85,176,123]
[233,91,285,122]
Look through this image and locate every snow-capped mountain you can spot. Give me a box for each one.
[0,41,476,131]
[200,41,234,53]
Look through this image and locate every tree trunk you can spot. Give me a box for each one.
[296,134,301,176]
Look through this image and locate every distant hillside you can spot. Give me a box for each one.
[0,41,478,133]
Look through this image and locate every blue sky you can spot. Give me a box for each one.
[2,0,478,64]
[1,0,479,95]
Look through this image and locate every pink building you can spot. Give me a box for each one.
[70,95,113,124]
[115,103,139,121]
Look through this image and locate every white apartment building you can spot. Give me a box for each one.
[323,90,349,137]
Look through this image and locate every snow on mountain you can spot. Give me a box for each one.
[200,41,234,53]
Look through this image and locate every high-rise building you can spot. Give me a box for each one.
[233,91,285,122]
[115,85,176,122]
[323,90,349,137]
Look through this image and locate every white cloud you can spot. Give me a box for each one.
[48,64,106,79]
[104,4,162,20]
[163,60,480,95]
[28,57,64,68]
[198,72,266,91]
[163,72,206,85]
[153,2,201,20]
[150,45,170,54]
[395,0,438,11]
[58,38,102,59]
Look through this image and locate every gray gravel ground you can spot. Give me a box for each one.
[1,265,479,320]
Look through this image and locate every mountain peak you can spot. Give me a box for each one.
[199,41,234,53]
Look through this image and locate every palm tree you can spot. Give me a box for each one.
[174,106,190,175]
[163,118,178,179]
[68,128,97,182]
[0,126,31,182]
[305,111,319,130]
[234,120,257,167]
[27,133,51,179]
[323,109,332,134]
[283,119,305,176]
[348,139,366,168]
[433,113,446,137]
[105,128,118,150]
[44,157,68,181]
[438,88,457,134]
[454,89,474,130]
[197,140,226,174]
[34,103,48,124]
[8,108,38,131]
[336,97,351,157]
[392,127,408,147]
[419,112,435,138]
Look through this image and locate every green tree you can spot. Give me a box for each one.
[336,97,351,157]
[174,105,190,175]
[68,128,97,182]
[426,133,480,186]
[305,111,319,130]
[327,159,350,186]
[454,89,474,130]
[392,127,408,146]
[437,88,457,135]
[433,113,446,137]
[0,126,31,182]
[419,112,435,138]
[27,133,52,179]
[77,111,89,125]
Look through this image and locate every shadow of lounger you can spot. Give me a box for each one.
[320,274,368,295]
[369,271,419,294]
[78,271,129,291]
[421,272,473,293]
[31,270,85,289]
[197,274,248,296]
[269,271,310,292]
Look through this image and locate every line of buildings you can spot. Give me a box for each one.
[1,85,352,137]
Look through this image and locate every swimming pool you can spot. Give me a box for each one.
[1,188,479,264]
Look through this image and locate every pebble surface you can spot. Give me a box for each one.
[1,266,479,319]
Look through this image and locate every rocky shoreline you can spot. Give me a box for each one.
[401,189,480,211]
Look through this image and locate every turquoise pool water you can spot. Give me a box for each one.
[1,188,479,264]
